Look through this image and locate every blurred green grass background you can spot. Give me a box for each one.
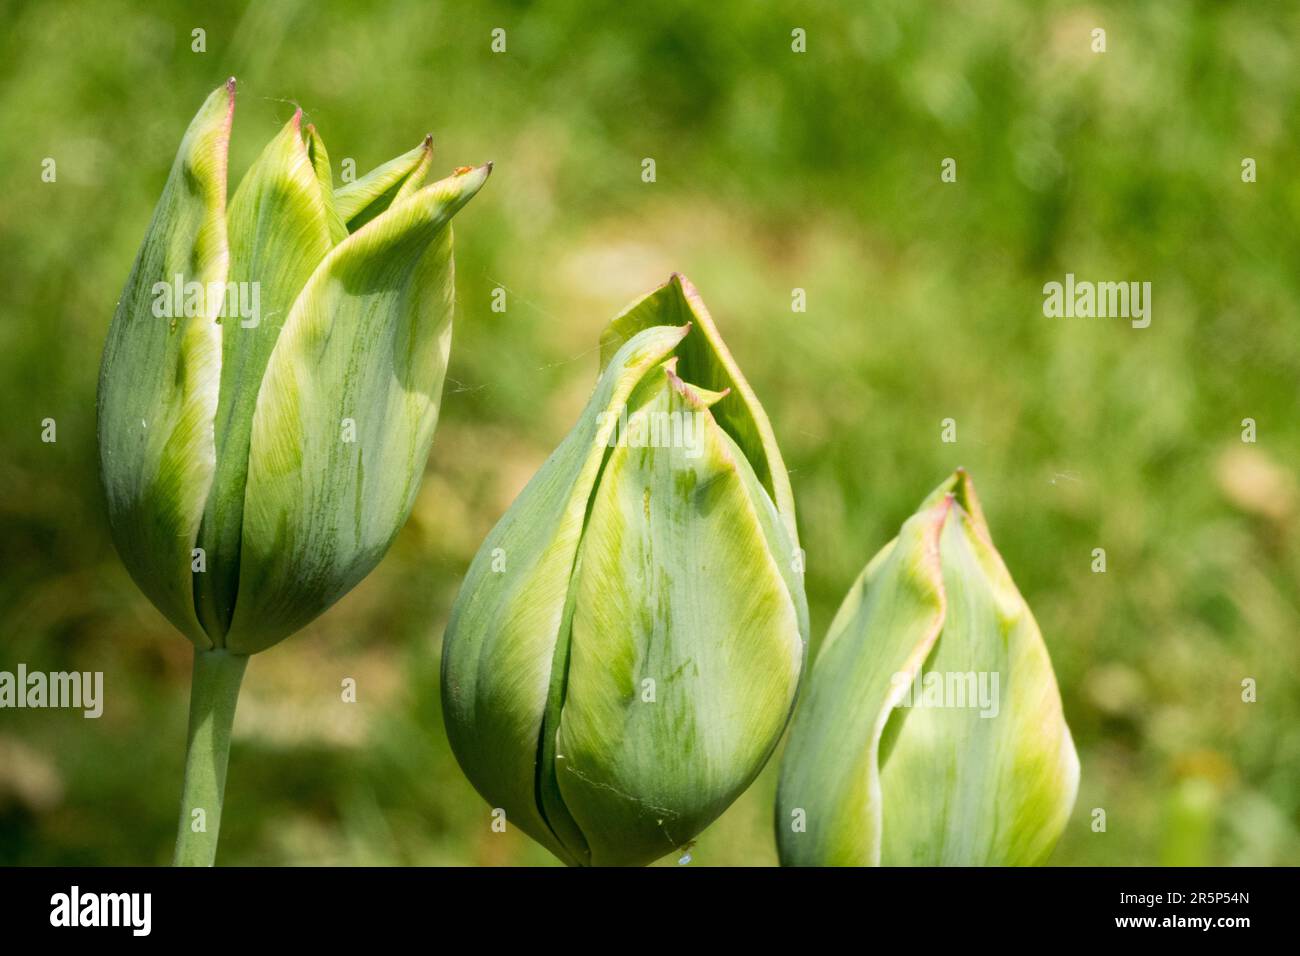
[1,0,1297,865]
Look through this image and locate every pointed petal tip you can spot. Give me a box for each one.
[951,468,991,539]
[926,490,957,538]
[453,162,492,180]
[669,272,704,302]
[664,363,730,410]
[205,77,236,119]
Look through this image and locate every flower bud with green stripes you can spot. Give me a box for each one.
[776,470,1079,866]
[96,79,488,864]
[441,275,808,866]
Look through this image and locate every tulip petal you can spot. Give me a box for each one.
[776,472,1079,865]
[305,124,349,245]
[97,80,234,648]
[333,136,433,231]
[554,370,804,866]
[877,478,1080,865]
[393,143,435,206]
[440,324,690,866]
[225,164,491,654]
[192,110,336,642]
[599,274,800,546]
[776,495,949,865]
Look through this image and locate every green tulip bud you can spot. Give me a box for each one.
[776,469,1079,865]
[99,78,488,653]
[97,80,488,864]
[441,275,808,866]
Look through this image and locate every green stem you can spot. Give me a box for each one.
[173,647,248,866]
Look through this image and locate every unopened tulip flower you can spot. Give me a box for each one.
[776,470,1079,865]
[97,79,489,864]
[441,275,807,866]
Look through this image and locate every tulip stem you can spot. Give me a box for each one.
[173,647,248,866]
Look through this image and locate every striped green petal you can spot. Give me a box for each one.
[333,136,434,232]
[599,274,799,547]
[193,109,335,642]
[97,79,234,649]
[555,366,804,866]
[225,164,491,654]
[305,124,349,245]
[441,324,691,866]
[776,470,1079,865]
